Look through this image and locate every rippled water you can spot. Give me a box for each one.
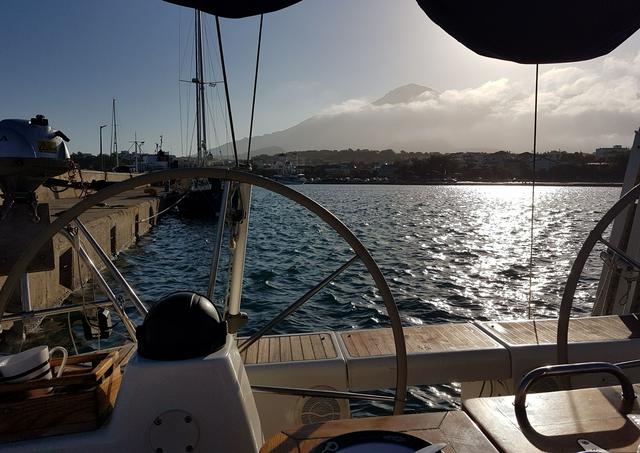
[128,184,618,325]
[21,184,621,413]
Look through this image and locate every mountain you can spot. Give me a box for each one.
[210,84,478,156]
[372,83,437,105]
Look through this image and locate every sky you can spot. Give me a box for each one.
[2,0,640,157]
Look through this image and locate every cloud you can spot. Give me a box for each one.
[308,53,640,152]
[234,53,640,154]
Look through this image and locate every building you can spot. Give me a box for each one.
[595,145,629,160]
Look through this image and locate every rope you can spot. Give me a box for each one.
[247,14,264,165]
[215,15,239,167]
[527,64,539,319]
[136,190,190,223]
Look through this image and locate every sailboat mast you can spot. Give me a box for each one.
[111,98,119,167]
[194,9,207,166]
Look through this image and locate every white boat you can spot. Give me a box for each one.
[2,1,640,452]
[273,155,306,185]
[272,173,306,185]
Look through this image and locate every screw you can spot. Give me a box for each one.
[154,418,162,426]
[184,415,192,423]
[156,449,163,453]
[185,446,193,452]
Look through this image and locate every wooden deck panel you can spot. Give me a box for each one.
[479,314,640,346]
[340,323,503,358]
[279,336,292,362]
[258,338,271,364]
[310,335,325,359]
[290,335,303,361]
[321,334,337,358]
[465,384,640,452]
[240,333,338,365]
[300,335,315,360]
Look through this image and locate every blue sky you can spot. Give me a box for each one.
[3,0,640,157]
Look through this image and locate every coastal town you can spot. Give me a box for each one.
[71,144,630,185]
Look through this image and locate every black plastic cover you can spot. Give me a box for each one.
[163,0,302,18]
[416,0,640,64]
[136,292,227,360]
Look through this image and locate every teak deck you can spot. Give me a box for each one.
[240,333,337,365]
[465,384,640,452]
[341,323,501,357]
[479,314,640,345]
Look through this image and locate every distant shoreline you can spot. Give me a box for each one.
[305,181,623,187]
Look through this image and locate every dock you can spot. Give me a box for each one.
[0,170,165,315]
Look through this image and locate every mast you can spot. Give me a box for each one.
[194,10,207,166]
[111,98,119,167]
[130,132,144,173]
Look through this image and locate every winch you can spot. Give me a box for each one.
[0,114,71,221]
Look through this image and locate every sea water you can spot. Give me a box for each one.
[22,184,621,413]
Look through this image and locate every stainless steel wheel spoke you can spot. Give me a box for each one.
[239,255,359,353]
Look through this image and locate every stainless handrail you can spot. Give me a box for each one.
[1,299,113,323]
[62,230,138,340]
[75,219,148,317]
[514,362,636,432]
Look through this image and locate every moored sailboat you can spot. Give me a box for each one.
[174,9,224,219]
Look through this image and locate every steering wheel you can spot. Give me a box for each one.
[557,183,640,365]
[0,168,408,414]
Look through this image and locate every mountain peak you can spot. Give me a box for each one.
[372,83,437,106]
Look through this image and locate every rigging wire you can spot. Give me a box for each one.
[215,15,240,167]
[203,16,232,161]
[178,12,185,157]
[202,21,222,158]
[247,14,264,165]
[527,64,540,320]
[180,11,195,160]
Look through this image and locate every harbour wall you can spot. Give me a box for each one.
[1,172,163,316]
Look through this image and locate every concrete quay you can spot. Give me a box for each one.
[0,172,165,316]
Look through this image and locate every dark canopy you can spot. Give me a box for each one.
[416,0,640,64]
[163,0,302,18]
[164,0,640,64]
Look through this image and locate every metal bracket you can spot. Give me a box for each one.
[226,312,248,334]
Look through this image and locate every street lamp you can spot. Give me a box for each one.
[99,124,108,176]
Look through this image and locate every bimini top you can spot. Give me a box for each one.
[415,0,640,64]
[164,0,301,19]
[164,0,640,64]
